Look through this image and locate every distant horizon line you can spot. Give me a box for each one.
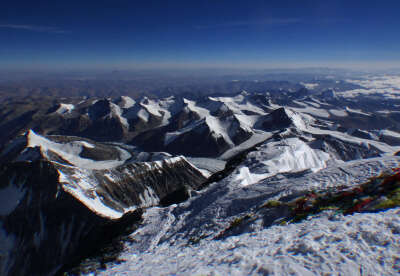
[1,60,400,75]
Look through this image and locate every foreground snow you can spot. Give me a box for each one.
[103,208,400,276]
[95,156,400,275]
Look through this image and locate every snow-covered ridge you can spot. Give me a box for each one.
[235,137,331,186]
[55,103,75,114]
[57,154,207,219]
[23,130,131,169]
[2,82,400,275]
[1,130,211,220]
[109,102,129,128]
[8,131,209,219]
[10,131,209,220]
[118,96,136,109]
[18,89,399,160]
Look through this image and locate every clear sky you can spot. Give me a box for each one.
[1,0,400,71]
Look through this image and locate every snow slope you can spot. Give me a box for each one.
[119,96,136,109]
[99,156,400,275]
[234,137,331,186]
[55,103,75,115]
[23,130,131,169]
[103,208,400,276]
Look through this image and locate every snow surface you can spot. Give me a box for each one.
[329,109,348,117]
[110,103,129,128]
[290,101,331,118]
[220,131,272,160]
[137,108,150,122]
[300,82,319,90]
[234,138,331,186]
[284,109,308,130]
[208,93,267,115]
[57,155,208,219]
[103,208,400,276]
[380,129,400,139]
[183,99,235,146]
[58,168,137,219]
[186,157,226,174]
[25,130,131,169]
[120,96,136,109]
[345,106,371,116]
[141,97,163,117]
[55,103,74,115]
[98,156,400,276]
[305,125,400,156]
[128,96,178,126]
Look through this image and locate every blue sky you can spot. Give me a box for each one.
[1,0,400,71]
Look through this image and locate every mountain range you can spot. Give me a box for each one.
[1,76,400,275]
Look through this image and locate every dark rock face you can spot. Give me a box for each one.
[0,156,207,276]
[255,108,294,131]
[348,129,375,140]
[0,161,107,276]
[132,118,242,158]
[164,123,231,157]
[88,99,112,120]
[290,87,310,98]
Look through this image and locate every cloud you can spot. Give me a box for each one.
[195,18,302,29]
[0,24,67,34]
[339,76,400,99]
